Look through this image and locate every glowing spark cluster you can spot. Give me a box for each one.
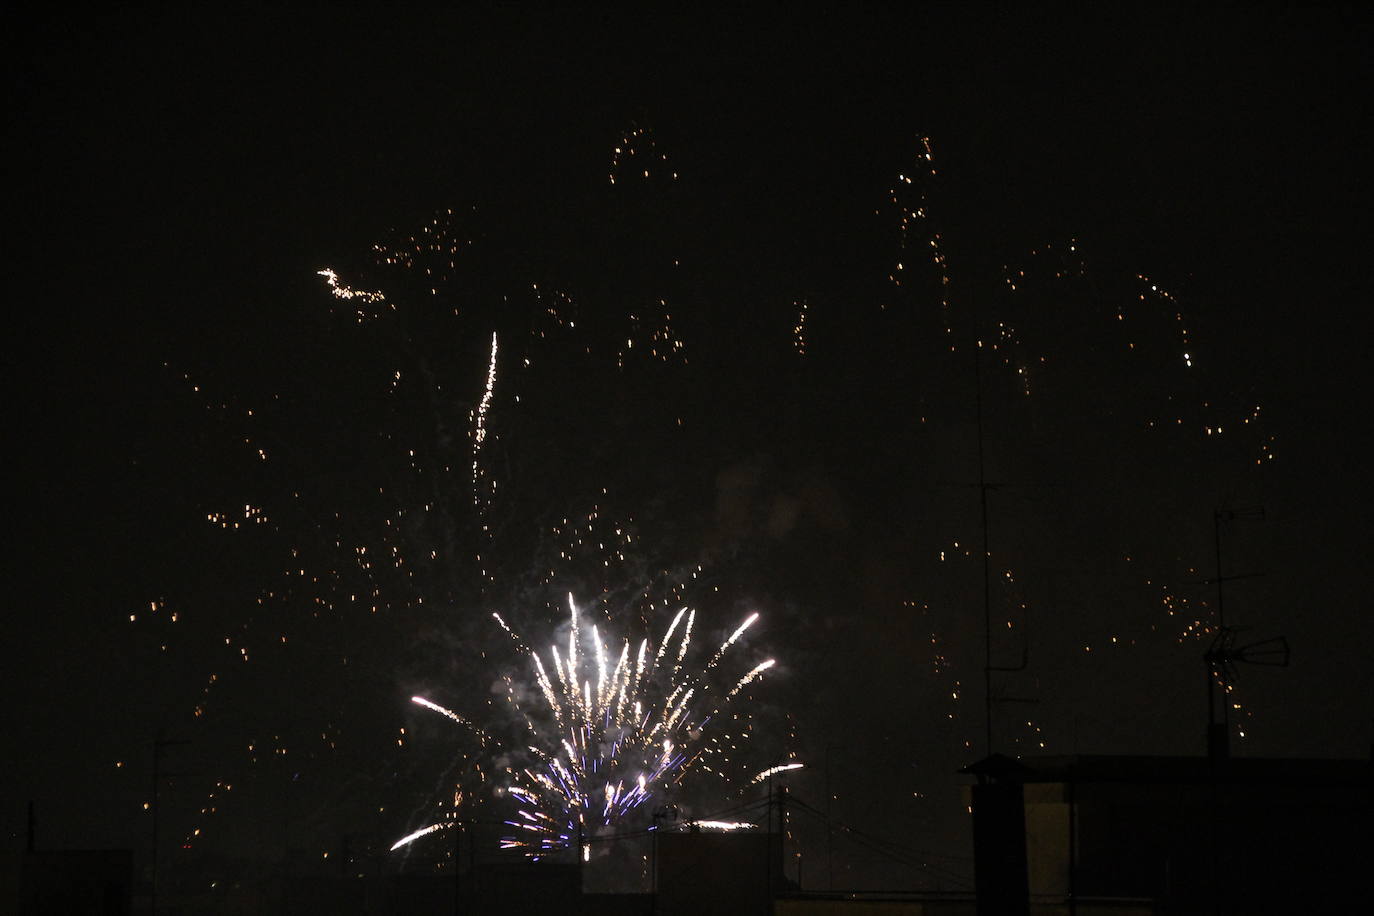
[886,137,952,343]
[317,267,391,322]
[529,283,579,346]
[399,594,775,856]
[608,124,677,185]
[1136,274,1191,366]
[206,505,268,530]
[618,301,687,367]
[792,300,809,356]
[372,207,473,297]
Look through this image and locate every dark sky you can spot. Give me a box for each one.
[7,5,1372,891]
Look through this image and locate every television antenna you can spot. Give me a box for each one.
[1202,506,1287,759]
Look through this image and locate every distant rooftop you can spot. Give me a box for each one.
[961,752,1372,786]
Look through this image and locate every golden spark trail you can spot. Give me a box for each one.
[748,762,804,785]
[728,659,776,697]
[472,332,498,513]
[707,612,758,671]
[390,822,450,851]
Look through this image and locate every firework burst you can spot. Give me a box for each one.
[397,593,775,856]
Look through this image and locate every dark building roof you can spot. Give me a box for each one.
[961,752,1372,787]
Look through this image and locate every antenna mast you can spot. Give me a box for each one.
[1203,507,1286,759]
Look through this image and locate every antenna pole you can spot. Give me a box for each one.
[1206,507,1268,758]
[150,736,189,915]
[1212,511,1226,630]
[974,299,994,758]
[1211,511,1229,755]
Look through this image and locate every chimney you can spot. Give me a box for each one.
[1207,722,1229,762]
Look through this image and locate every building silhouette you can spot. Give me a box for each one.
[963,753,1372,915]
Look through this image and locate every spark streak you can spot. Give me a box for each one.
[317,268,386,303]
[472,332,498,511]
[390,822,450,851]
[748,762,803,785]
[728,659,776,697]
[410,697,487,743]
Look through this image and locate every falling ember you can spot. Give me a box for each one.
[410,696,488,742]
[390,822,451,851]
[707,612,758,670]
[316,268,391,322]
[472,331,499,512]
[748,762,804,785]
[317,267,386,303]
[396,593,780,857]
[728,659,776,697]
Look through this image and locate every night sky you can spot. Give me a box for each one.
[8,6,1372,893]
